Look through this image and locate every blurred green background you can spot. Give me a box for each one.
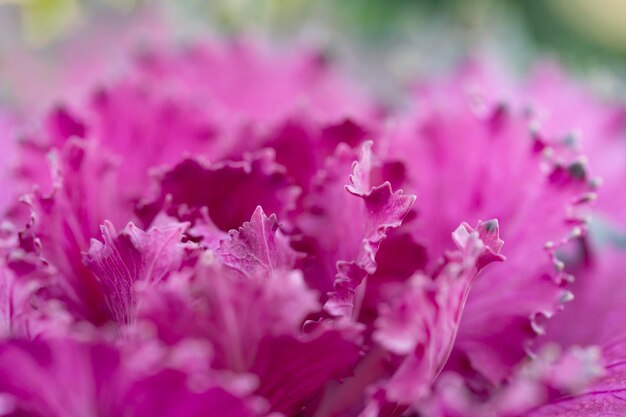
[0,0,624,104]
[3,1,626,60]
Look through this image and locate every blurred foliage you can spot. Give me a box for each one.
[21,0,80,46]
[0,0,138,46]
[2,0,626,63]
[331,0,626,66]
[0,0,623,99]
[516,1,626,67]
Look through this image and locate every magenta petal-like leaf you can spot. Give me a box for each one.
[216,206,301,278]
[0,338,264,417]
[84,221,187,325]
[374,220,504,404]
[298,141,415,318]
[138,151,300,233]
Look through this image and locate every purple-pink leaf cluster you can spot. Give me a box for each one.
[0,39,625,417]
